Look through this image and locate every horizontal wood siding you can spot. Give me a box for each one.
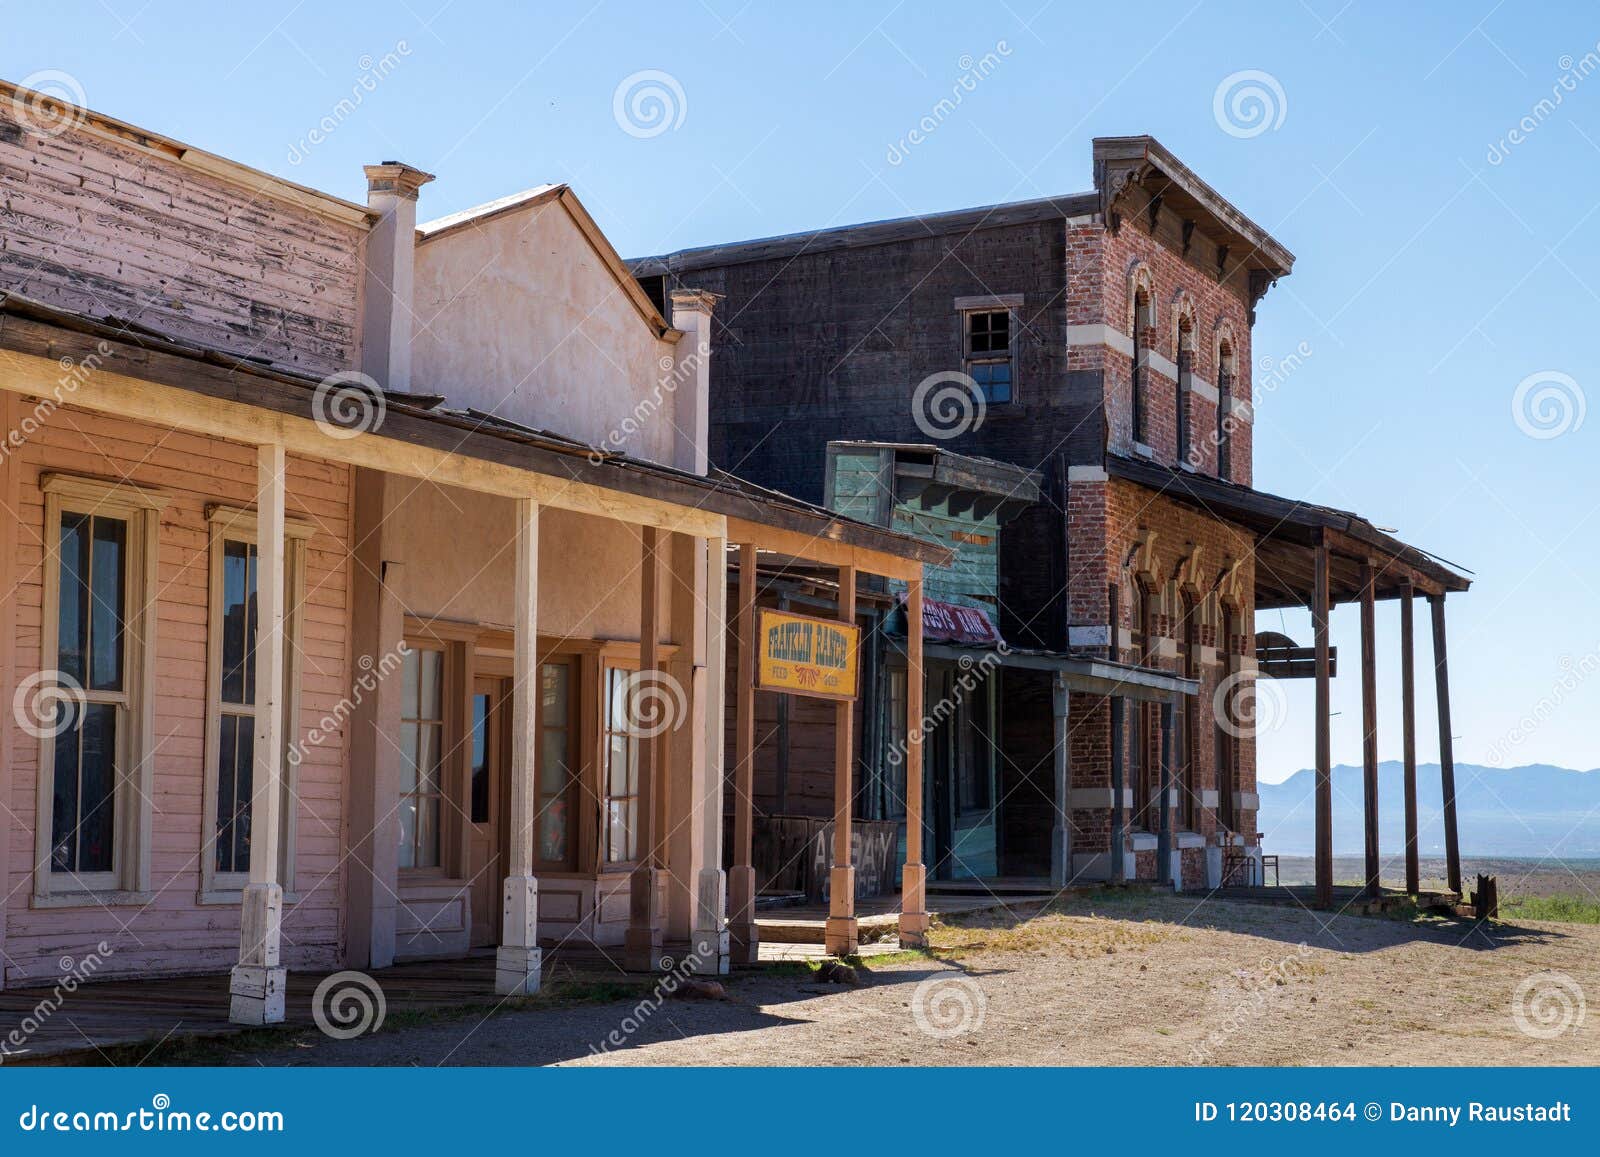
[0,114,363,376]
[4,406,352,984]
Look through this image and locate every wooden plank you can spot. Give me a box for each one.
[824,565,858,956]
[1360,561,1380,899]
[1313,534,1333,910]
[1432,594,1463,896]
[899,577,928,947]
[729,543,759,962]
[1400,582,1420,896]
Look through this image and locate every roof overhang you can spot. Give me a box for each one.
[1106,454,1471,610]
[904,640,1197,703]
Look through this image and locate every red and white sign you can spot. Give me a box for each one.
[915,597,1002,645]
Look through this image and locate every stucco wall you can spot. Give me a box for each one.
[411,201,680,466]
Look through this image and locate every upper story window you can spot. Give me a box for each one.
[1176,313,1195,464]
[1131,289,1151,445]
[963,309,1014,405]
[1217,337,1236,481]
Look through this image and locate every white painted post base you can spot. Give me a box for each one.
[497,874,541,994]
[495,946,543,996]
[1167,851,1185,893]
[229,965,286,1025]
[1205,844,1223,889]
[899,861,928,949]
[1051,825,1071,888]
[690,867,730,975]
[1246,846,1264,886]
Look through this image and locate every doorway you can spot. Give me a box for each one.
[467,675,511,948]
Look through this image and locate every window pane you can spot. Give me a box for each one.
[76,702,117,873]
[50,701,82,871]
[541,727,569,793]
[221,540,254,705]
[57,513,90,686]
[399,723,420,793]
[417,724,441,791]
[538,802,568,864]
[402,649,419,719]
[542,662,568,718]
[418,650,443,719]
[88,517,127,693]
[606,800,635,863]
[415,795,440,869]
[397,797,417,870]
[470,692,490,825]
[234,724,255,874]
[216,714,239,872]
[607,732,633,797]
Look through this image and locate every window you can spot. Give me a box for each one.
[959,674,994,813]
[1180,595,1198,830]
[36,475,161,899]
[1176,317,1195,464]
[883,667,908,820]
[602,665,641,863]
[536,660,578,869]
[1131,581,1156,831]
[1217,339,1235,481]
[203,507,308,896]
[400,645,447,870]
[1131,291,1150,444]
[1217,606,1239,833]
[964,309,1014,405]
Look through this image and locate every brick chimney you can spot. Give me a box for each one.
[360,162,435,392]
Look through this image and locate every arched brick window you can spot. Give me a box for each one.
[1216,332,1237,481]
[1175,307,1196,465]
[1128,266,1155,447]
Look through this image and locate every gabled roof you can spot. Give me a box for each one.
[418,183,674,340]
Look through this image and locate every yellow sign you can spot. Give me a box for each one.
[756,609,860,701]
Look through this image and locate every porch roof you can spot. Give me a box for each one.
[895,639,1198,703]
[1105,454,1472,610]
[0,292,952,575]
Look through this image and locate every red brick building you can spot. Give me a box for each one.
[635,136,1472,901]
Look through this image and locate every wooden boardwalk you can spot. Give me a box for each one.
[1210,884,1460,915]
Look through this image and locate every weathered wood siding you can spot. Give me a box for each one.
[0,112,363,376]
[3,407,352,983]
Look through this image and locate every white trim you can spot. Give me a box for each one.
[1068,624,1111,647]
[1175,832,1204,850]
[1186,378,1219,404]
[1228,398,1254,421]
[1065,323,1134,358]
[1199,790,1220,808]
[1132,441,1156,460]
[206,503,317,541]
[1144,351,1178,381]
[40,473,167,511]
[954,293,1024,311]
[1234,791,1261,811]
[1066,466,1109,483]
[1128,832,1158,853]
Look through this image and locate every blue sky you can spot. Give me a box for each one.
[6,1,1599,782]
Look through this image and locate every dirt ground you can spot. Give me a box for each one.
[200,891,1598,1067]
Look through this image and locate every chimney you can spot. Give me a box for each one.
[360,162,435,392]
[668,288,718,475]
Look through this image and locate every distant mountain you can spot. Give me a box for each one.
[1258,763,1600,858]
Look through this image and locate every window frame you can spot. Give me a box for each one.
[398,639,455,877]
[198,504,311,903]
[33,474,163,905]
[533,656,580,873]
[961,307,1017,406]
[600,659,644,867]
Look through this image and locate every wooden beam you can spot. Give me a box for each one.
[825,565,859,957]
[627,526,668,971]
[723,515,943,579]
[230,443,288,1026]
[1400,581,1420,896]
[1313,533,1333,910]
[899,578,929,948]
[1110,696,1127,884]
[1432,594,1463,896]
[1157,700,1175,887]
[1050,674,1071,886]
[1360,562,1380,899]
[693,535,730,974]
[729,542,760,964]
[495,498,542,995]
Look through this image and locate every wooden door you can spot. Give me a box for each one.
[467,675,510,948]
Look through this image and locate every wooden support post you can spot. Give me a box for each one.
[1360,562,1380,899]
[1110,695,1127,884]
[1400,581,1420,896]
[1157,700,1175,888]
[230,443,288,1025]
[1431,594,1463,896]
[899,577,929,947]
[1313,534,1334,910]
[627,526,668,971]
[1050,674,1072,886]
[692,536,731,974]
[825,565,859,957]
[728,543,760,964]
[496,498,542,994]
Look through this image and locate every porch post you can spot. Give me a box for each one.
[230,443,288,1025]
[728,543,760,964]
[1050,673,1072,887]
[1157,700,1175,888]
[1313,533,1333,910]
[496,498,542,994]
[627,526,668,971]
[1109,696,1127,884]
[825,564,859,957]
[1431,594,1463,896]
[1400,581,1420,896]
[691,536,731,974]
[1360,562,1380,898]
[899,576,929,948]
